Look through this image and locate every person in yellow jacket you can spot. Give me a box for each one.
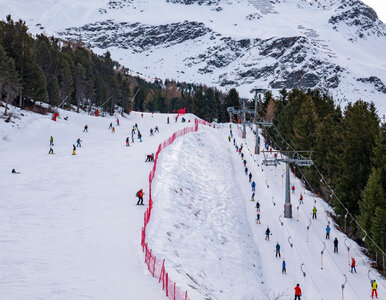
[371,280,378,299]
[312,206,317,219]
[72,144,76,155]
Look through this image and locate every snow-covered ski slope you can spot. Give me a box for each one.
[0,107,385,299]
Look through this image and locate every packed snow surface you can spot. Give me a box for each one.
[0,106,385,299]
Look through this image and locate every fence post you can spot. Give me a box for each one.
[166,273,169,297]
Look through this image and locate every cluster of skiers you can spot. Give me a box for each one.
[48,134,84,156]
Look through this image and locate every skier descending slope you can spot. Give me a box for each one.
[282,260,286,274]
[326,224,331,240]
[251,181,256,192]
[136,189,144,205]
[294,284,302,300]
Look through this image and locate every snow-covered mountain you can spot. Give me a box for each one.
[1,0,386,114]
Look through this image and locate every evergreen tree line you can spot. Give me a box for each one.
[263,89,385,271]
[0,16,135,115]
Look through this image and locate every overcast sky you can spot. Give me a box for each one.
[361,0,386,23]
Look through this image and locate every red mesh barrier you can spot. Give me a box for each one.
[141,118,213,299]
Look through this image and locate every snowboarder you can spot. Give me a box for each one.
[256,201,260,212]
[243,159,247,167]
[299,194,303,204]
[83,124,88,132]
[326,225,331,240]
[265,227,271,241]
[256,213,261,224]
[294,284,302,300]
[282,260,286,274]
[48,147,54,155]
[108,122,113,130]
[11,169,20,174]
[50,136,54,146]
[116,118,120,126]
[252,181,256,192]
[371,280,378,299]
[126,137,130,147]
[334,237,339,253]
[138,132,142,142]
[155,126,159,133]
[249,172,252,182]
[312,206,317,219]
[351,257,356,273]
[245,167,248,175]
[291,185,295,193]
[251,192,255,202]
[150,128,154,136]
[136,189,144,205]
[72,144,76,155]
[275,242,281,257]
[76,138,82,147]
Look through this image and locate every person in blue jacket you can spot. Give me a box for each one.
[252,181,256,192]
[282,260,286,274]
[326,225,331,240]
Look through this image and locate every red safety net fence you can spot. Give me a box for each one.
[141,118,213,300]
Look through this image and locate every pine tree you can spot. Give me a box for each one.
[359,169,384,237]
[335,101,379,216]
[371,207,386,263]
[47,75,60,107]
[0,44,21,115]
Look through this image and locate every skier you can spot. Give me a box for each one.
[154,126,159,133]
[299,194,303,204]
[291,185,295,193]
[126,137,130,147]
[256,213,261,224]
[150,128,154,136]
[351,257,356,273]
[48,147,54,155]
[236,145,239,152]
[83,124,88,132]
[233,138,235,145]
[282,260,286,274]
[11,169,20,174]
[138,132,142,142]
[135,123,138,129]
[72,144,76,155]
[50,136,54,146]
[249,172,252,182]
[312,206,317,219]
[108,122,113,130]
[136,189,144,205]
[334,237,339,253]
[145,154,154,162]
[112,127,115,133]
[131,136,134,143]
[371,280,378,299]
[228,136,231,142]
[76,138,82,147]
[167,117,169,124]
[245,167,248,175]
[252,181,256,192]
[275,242,281,257]
[256,201,260,212]
[265,227,271,241]
[294,284,302,300]
[251,192,255,202]
[116,118,120,126]
[326,225,331,240]
[243,159,247,167]
[241,152,244,159]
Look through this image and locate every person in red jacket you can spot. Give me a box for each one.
[351,257,357,273]
[136,189,144,205]
[294,283,302,300]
